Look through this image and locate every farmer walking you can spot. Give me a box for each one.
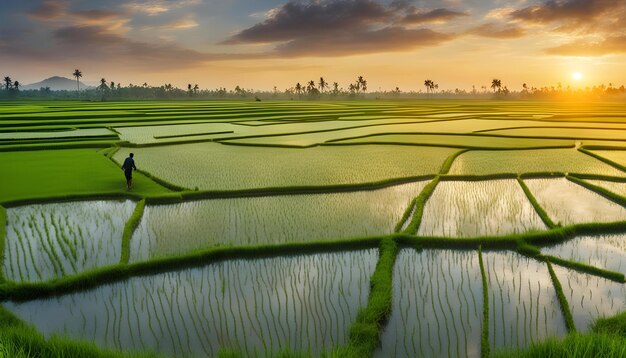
[121,153,137,190]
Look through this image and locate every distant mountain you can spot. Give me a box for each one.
[22,76,91,91]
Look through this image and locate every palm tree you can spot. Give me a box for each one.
[424,80,433,94]
[3,76,12,91]
[295,82,302,95]
[318,77,327,93]
[187,84,193,96]
[333,82,339,93]
[73,69,82,93]
[307,80,315,93]
[193,84,199,94]
[491,79,502,93]
[348,83,357,94]
[356,76,367,93]
[13,81,20,91]
[98,78,108,91]
[110,81,115,90]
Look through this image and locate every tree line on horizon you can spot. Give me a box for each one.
[2,69,625,101]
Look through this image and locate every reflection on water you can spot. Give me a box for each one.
[418,180,546,238]
[4,201,134,282]
[377,249,483,358]
[543,235,626,275]
[552,265,626,332]
[130,182,425,261]
[525,178,626,225]
[5,250,377,357]
[484,251,567,350]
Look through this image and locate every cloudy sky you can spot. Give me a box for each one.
[1,0,625,90]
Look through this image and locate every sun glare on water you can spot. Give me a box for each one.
[572,72,583,81]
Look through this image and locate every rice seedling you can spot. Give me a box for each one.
[448,149,624,176]
[0,128,115,141]
[524,178,626,225]
[4,250,377,357]
[588,151,626,170]
[551,265,626,332]
[484,251,567,350]
[486,128,626,141]
[115,118,433,145]
[329,133,572,149]
[587,180,626,197]
[113,144,455,190]
[376,249,483,357]
[542,235,626,275]
[3,201,135,282]
[417,180,546,237]
[130,182,425,261]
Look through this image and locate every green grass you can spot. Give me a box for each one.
[0,149,170,204]
[336,238,397,357]
[0,206,5,282]
[593,311,626,337]
[494,333,626,358]
[121,199,145,264]
[546,260,577,333]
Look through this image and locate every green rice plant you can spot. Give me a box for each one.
[567,176,626,207]
[517,177,557,228]
[376,248,483,357]
[593,311,626,337]
[440,149,468,175]
[3,201,135,282]
[329,133,574,149]
[542,234,626,275]
[0,206,5,282]
[549,264,626,332]
[0,149,169,204]
[121,200,145,265]
[483,251,567,350]
[479,246,490,358]
[493,332,626,358]
[336,239,396,357]
[417,180,546,238]
[393,197,417,233]
[448,148,625,176]
[524,178,626,226]
[0,321,161,358]
[542,255,625,283]
[112,144,456,191]
[130,182,425,262]
[486,127,626,141]
[219,120,495,147]
[116,118,426,145]
[4,250,376,357]
[0,128,115,141]
[584,149,626,173]
[546,260,576,332]
[402,177,440,235]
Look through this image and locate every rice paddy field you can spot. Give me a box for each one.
[1,99,626,357]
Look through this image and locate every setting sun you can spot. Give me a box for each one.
[572,72,583,81]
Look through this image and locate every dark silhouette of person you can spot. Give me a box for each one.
[121,153,137,190]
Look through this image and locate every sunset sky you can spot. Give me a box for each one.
[1,0,625,91]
